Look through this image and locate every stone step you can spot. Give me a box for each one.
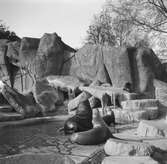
[137,120,167,137]
[0,105,13,113]
[121,99,158,111]
[121,92,139,101]
[112,107,159,124]
[104,138,155,156]
[102,156,159,164]
[0,112,23,122]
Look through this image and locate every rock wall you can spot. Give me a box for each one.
[0,33,166,98]
[65,44,112,85]
[103,46,132,88]
[35,33,76,79]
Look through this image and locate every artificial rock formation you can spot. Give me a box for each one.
[103,46,132,88]
[35,33,76,79]
[137,120,167,137]
[33,79,64,113]
[1,33,166,97]
[19,37,40,67]
[1,82,42,117]
[66,44,167,97]
[104,138,155,156]
[121,99,159,111]
[112,107,159,124]
[68,44,111,85]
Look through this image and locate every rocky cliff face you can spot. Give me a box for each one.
[0,32,166,98]
[65,44,167,97]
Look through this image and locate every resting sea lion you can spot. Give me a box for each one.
[102,107,115,126]
[64,100,93,134]
[70,108,142,145]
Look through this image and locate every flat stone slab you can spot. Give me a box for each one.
[47,75,84,91]
[121,99,159,111]
[102,156,159,164]
[104,138,155,156]
[112,107,159,124]
[137,120,167,137]
[79,86,126,99]
[0,112,23,122]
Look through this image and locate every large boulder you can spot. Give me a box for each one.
[69,45,166,97]
[33,79,64,113]
[35,33,76,79]
[7,41,20,66]
[103,46,132,88]
[19,37,39,68]
[0,44,8,78]
[129,47,167,96]
[0,41,20,88]
[69,44,111,85]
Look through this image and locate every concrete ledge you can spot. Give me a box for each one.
[102,156,159,164]
[137,120,167,137]
[104,138,155,156]
[112,107,159,124]
[121,99,158,111]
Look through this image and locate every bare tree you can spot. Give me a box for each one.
[107,0,167,33]
[86,10,116,46]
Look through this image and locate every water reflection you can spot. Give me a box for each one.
[0,120,64,157]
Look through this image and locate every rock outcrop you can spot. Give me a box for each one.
[19,37,40,68]
[66,45,167,97]
[68,44,111,85]
[35,33,76,79]
[33,79,64,113]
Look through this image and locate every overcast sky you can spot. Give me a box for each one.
[0,0,105,48]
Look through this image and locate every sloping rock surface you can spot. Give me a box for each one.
[137,120,167,137]
[35,33,76,79]
[104,138,155,156]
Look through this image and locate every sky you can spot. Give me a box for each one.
[0,0,105,48]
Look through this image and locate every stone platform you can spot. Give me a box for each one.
[137,119,167,137]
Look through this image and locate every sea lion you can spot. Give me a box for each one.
[70,108,112,145]
[64,100,93,134]
[70,108,142,145]
[102,107,115,126]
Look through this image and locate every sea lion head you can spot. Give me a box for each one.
[76,100,92,119]
[64,120,78,135]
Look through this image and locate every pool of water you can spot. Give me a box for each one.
[0,117,67,157]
